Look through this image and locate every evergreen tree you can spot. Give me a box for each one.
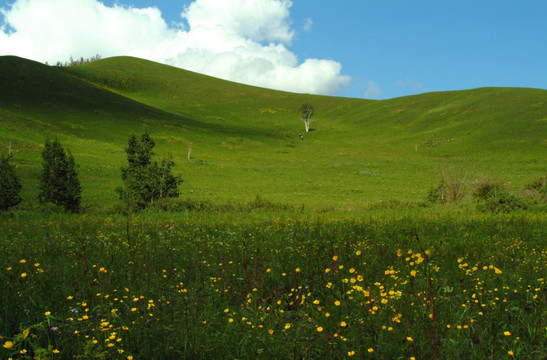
[118,133,182,208]
[38,139,82,212]
[0,154,22,210]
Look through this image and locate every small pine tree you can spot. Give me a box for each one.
[117,133,182,208]
[38,139,82,212]
[0,154,22,210]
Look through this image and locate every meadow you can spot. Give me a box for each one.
[1,56,546,209]
[0,56,546,359]
[1,211,545,359]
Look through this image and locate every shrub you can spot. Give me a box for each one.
[0,154,22,210]
[473,178,507,200]
[147,197,212,212]
[38,139,82,212]
[427,181,448,203]
[473,178,527,213]
[523,175,546,192]
[427,165,468,203]
[522,175,547,201]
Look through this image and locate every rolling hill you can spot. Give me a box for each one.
[1,55,545,210]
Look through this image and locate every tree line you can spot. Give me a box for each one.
[45,54,103,67]
[0,133,182,212]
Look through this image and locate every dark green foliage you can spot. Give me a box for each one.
[477,192,527,213]
[474,178,507,200]
[0,154,22,210]
[427,181,448,204]
[38,139,82,212]
[473,178,526,213]
[117,133,182,208]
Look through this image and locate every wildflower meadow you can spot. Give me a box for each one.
[1,211,545,359]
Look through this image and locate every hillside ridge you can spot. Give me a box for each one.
[1,55,545,209]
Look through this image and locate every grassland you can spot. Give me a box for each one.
[1,55,546,210]
[0,56,546,359]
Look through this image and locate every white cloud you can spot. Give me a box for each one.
[0,0,170,62]
[182,0,294,44]
[0,0,350,95]
[364,81,382,99]
[303,17,313,32]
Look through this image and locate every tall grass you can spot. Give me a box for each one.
[1,211,545,359]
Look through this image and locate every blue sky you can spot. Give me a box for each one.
[1,0,545,99]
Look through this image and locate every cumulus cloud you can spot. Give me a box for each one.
[364,81,382,99]
[0,0,350,95]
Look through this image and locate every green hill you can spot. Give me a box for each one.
[1,55,545,210]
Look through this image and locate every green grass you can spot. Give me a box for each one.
[0,212,545,359]
[1,55,546,210]
[0,55,546,359]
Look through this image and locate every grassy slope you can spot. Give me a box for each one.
[1,55,546,210]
